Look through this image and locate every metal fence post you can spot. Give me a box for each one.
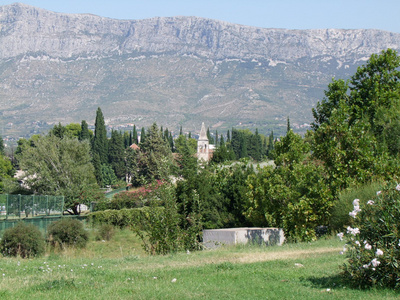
[32,195,34,217]
[5,194,8,220]
[18,194,21,219]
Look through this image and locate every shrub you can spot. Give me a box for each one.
[96,223,115,241]
[0,222,45,258]
[47,218,89,249]
[339,183,400,289]
[133,185,202,255]
[330,181,382,232]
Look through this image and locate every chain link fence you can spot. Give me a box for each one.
[0,194,64,219]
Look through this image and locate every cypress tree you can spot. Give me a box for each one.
[215,130,219,147]
[79,120,90,141]
[108,130,126,178]
[220,134,225,147]
[93,107,108,164]
[179,125,183,136]
[140,127,146,144]
[132,125,138,144]
[169,132,174,152]
[164,128,169,142]
[93,152,103,187]
[207,127,214,144]
[227,130,231,143]
[267,131,274,159]
[0,135,4,156]
[253,128,262,161]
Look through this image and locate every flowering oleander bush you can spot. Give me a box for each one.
[108,180,164,210]
[339,183,400,289]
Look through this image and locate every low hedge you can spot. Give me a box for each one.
[88,207,164,229]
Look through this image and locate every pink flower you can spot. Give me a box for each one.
[376,249,383,256]
[365,243,372,250]
[367,200,374,205]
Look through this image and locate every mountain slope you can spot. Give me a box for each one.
[0,3,399,138]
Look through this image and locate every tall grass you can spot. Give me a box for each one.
[0,228,398,299]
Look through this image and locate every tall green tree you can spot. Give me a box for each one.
[79,120,91,141]
[129,123,173,185]
[312,49,400,191]
[140,127,146,144]
[132,125,138,144]
[65,123,82,138]
[17,136,98,214]
[0,154,14,193]
[0,136,4,156]
[49,123,67,138]
[93,107,108,164]
[108,130,126,178]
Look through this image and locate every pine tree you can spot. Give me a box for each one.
[140,123,173,181]
[50,123,67,138]
[93,107,108,164]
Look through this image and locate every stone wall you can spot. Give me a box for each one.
[203,227,285,248]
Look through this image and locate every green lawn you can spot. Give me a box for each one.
[0,229,398,299]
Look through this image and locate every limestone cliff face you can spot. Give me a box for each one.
[0,3,399,61]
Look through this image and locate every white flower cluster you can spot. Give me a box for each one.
[347,226,360,236]
[363,258,381,270]
[349,199,361,218]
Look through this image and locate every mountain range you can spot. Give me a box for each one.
[1,3,400,139]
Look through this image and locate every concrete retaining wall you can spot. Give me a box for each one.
[202,227,285,248]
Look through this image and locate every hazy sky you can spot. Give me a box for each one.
[0,1,399,33]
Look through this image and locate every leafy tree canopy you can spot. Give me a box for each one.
[16,135,98,214]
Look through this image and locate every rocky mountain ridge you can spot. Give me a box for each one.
[0,3,399,138]
[1,3,399,62]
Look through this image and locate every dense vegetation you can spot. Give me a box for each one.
[1,49,400,289]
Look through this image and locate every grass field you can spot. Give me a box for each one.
[0,228,398,299]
